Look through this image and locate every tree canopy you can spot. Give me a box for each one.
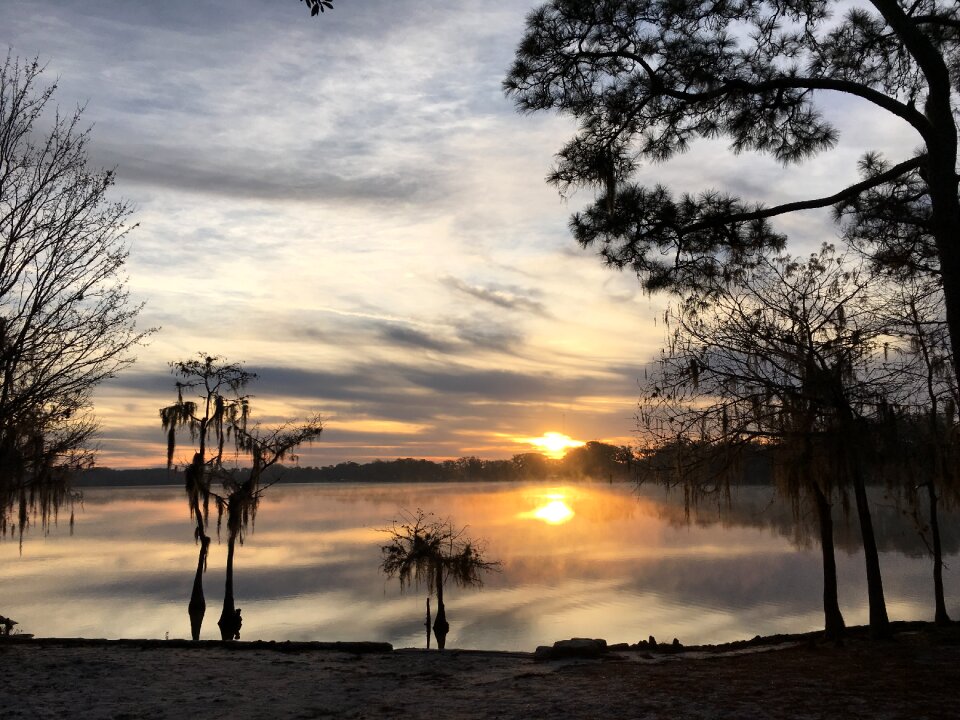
[301,0,334,17]
[505,0,960,366]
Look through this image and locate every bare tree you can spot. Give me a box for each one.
[381,510,499,650]
[0,54,149,542]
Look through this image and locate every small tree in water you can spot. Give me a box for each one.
[160,355,254,640]
[212,421,322,641]
[380,510,498,650]
[161,354,322,640]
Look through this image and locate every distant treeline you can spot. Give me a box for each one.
[75,441,637,487]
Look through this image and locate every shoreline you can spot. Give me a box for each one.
[5,623,959,718]
[3,618,941,654]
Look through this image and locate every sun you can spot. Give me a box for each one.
[518,432,585,459]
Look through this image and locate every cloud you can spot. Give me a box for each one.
[113,360,634,408]
[442,277,548,316]
[455,321,523,353]
[96,145,440,205]
[377,324,458,353]
[401,365,594,400]
[2,0,500,212]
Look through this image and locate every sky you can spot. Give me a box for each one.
[0,0,920,469]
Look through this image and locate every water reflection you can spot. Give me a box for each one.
[517,489,576,525]
[530,500,575,525]
[2,481,958,649]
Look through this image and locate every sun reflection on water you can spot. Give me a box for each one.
[518,491,576,525]
[532,500,574,524]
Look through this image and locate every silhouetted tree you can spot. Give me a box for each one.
[505,1,960,378]
[824,110,957,625]
[159,354,255,640]
[837,156,941,282]
[0,54,149,543]
[561,440,633,478]
[877,279,957,624]
[300,0,334,17]
[161,355,321,641]
[511,452,555,478]
[380,510,499,650]
[640,247,903,639]
[213,420,322,641]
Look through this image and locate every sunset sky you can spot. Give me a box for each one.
[0,0,918,468]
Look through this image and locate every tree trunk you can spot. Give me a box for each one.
[926,481,951,625]
[432,564,449,650]
[811,482,846,642]
[187,534,210,641]
[921,95,960,383]
[217,532,241,641]
[185,452,209,641]
[425,597,432,649]
[884,0,960,383]
[851,467,890,638]
[935,221,960,385]
[837,402,890,639]
[926,402,951,626]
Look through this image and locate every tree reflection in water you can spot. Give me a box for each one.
[2,481,958,645]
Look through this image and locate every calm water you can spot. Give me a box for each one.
[3,481,958,650]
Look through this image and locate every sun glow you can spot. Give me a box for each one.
[518,432,585,459]
[517,490,576,525]
[532,499,575,525]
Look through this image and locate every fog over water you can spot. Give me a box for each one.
[4,481,957,650]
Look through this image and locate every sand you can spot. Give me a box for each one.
[3,627,959,719]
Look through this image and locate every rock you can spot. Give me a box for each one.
[533,645,554,661]
[655,637,684,653]
[534,638,609,661]
[608,643,630,652]
[629,636,682,653]
[553,638,608,658]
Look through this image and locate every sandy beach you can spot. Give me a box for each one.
[4,625,959,719]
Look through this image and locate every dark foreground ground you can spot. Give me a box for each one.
[3,624,959,719]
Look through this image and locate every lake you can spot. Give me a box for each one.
[3,480,957,650]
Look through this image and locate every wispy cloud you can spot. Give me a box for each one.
[442,277,548,316]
